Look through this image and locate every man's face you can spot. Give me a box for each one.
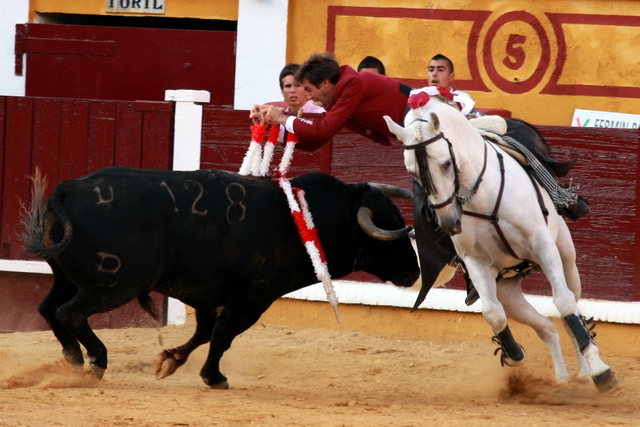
[281,74,307,112]
[301,78,336,109]
[428,59,454,89]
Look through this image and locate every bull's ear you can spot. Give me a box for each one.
[428,112,440,133]
[384,115,406,140]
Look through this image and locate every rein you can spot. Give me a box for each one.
[461,144,520,260]
[404,129,520,260]
[403,129,488,208]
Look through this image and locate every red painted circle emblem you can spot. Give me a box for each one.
[483,11,551,94]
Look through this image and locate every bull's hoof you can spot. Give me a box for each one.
[62,348,85,366]
[593,369,619,393]
[202,373,229,389]
[90,363,106,380]
[152,352,179,380]
[208,380,230,390]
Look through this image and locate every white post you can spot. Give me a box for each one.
[164,89,210,325]
[164,89,211,171]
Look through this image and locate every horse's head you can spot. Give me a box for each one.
[384,92,465,235]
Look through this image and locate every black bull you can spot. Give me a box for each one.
[21,167,419,388]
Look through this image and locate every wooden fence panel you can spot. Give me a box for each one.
[200,108,329,176]
[59,99,91,183]
[115,102,144,167]
[0,95,173,331]
[138,102,173,169]
[32,98,63,187]
[87,101,117,172]
[1,97,34,259]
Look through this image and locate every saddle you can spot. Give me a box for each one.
[469,116,528,166]
[469,116,588,220]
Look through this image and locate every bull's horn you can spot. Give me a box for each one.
[357,207,412,241]
[368,183,413,199]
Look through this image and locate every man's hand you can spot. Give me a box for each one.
[260,105,287,125]
[249,104,286,125]
[249,104,264,125]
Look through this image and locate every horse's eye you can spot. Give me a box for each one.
[442,160,452,171]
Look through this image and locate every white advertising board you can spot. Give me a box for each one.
[572,109,640,129]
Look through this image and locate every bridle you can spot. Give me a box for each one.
[403,123,521,260]
[402,120,488,209]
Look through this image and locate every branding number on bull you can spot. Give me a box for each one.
[96,251,121,287]
[184,180,208,216]
[226,183,246,224]
[160,181,180,213]
[94,186,114,205]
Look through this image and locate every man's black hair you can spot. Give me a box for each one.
[357,56,386,75]
[279,63,301,89]
[430,54,454,73]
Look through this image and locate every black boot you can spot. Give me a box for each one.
[464,275,479,306]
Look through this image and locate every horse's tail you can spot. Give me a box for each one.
[21,168,73,259]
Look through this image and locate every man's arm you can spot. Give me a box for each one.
[286,77,366,150]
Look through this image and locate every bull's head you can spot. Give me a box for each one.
[356,183,412,241]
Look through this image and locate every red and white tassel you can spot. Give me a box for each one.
[277,178,341,323]
[258,125,279,176]
[278,131,297,176]
[239,120,341,323]
[295,188,340,321]
[239,124,266,176]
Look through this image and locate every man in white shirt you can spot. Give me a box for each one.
[427,54,479,118]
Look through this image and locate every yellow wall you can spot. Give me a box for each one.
[27,0,640,126]
[288,0,640,126]
[30,0,238,21]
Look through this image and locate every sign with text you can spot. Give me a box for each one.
[106,0,165,14]
[572,109,640,129]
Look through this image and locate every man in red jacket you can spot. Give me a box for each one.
[252,52,411,151]
[251,52,456,308]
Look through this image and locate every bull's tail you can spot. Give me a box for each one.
[137,292,161,321]
[21,168,73,259]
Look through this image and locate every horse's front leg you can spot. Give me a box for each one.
[497,277,570,383]
[464,257,525,366]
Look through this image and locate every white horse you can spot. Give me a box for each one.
[384,90,618,393]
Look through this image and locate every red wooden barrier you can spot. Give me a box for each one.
[2,103,639,332]
[0,95,173,331]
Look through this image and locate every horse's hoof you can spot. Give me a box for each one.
[593,369,619,393]
[503,345,526,367]
[90,363,106,380]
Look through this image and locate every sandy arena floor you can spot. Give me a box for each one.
[1,300,639,427]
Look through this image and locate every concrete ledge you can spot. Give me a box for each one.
[285,280,640,325]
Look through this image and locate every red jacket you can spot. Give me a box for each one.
[293,66,408,151]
